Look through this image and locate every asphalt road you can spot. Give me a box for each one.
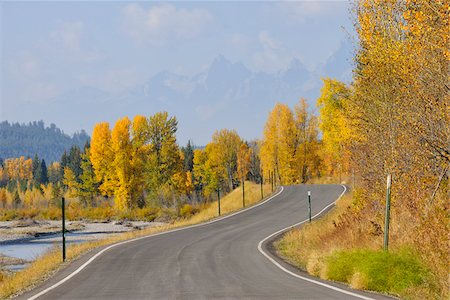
[23,185,393,300]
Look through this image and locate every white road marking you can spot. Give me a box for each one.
[257,185,376,300]
[27,187,285,300]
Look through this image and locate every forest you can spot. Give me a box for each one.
[0,121,89,163]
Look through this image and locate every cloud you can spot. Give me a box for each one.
[51,21,84,50]
[252,31,291,73]
[8,52,40,79]
[258,31,280,51]
[122,3,212,46]
[229,33,252,53]
[265,1,345,24]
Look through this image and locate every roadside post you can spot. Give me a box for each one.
[260,175,263,200]
[273,169,276,188]
[308,191,311,223]
[217,188,221,216]
[62,197,66,261]
[242,178,245,208]
[384,174,392,251]
[270,171,274,192]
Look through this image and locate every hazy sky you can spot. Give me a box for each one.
[1,1,353,141]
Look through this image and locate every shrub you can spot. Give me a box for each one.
[180,204,195,218]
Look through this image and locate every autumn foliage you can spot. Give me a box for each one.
[274,1,449,298]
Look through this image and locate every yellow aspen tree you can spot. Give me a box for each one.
[63,167,79,198]
[237,142,252,182]
[131,115,150,207]
[23,158,33,181]
[260,105,279,183]
[0,188,7,208]
[193,149,209,196]
[90,122,115,197]
[204,141,227,195]
[111,117,133,211]
[317,78,352,179]
[261,103,297,185]
[209,129,242,191]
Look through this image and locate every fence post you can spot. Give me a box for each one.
[308,191,311,223]
[260,175,263,200]
[217,188,221,216]
[242,178,245,208]
[62,197,66,261]
[384,174,392,251]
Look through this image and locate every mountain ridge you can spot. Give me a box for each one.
[5,43,352,145]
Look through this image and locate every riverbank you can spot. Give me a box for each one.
[0,220,162,244]
[0,220,164,274]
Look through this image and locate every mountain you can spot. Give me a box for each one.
[0,121,89,163]
[320,40,354,82]
[6,49,351,145]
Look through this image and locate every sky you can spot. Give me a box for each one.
[1,1,354,144]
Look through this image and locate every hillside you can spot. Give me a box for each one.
[0,120,89,163]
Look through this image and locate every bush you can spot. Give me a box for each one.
[115,207,159,221]
[0,210,18,221]
[180,204,195,218]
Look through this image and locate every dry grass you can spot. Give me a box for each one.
[275,192,438,300]
[177,181,271,227]
[0,182,271,299]
[276,193,359,269]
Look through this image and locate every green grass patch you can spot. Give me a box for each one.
[326,247,433,296]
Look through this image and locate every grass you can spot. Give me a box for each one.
[325,248,433,295]
[275,192,437,300]
[0,182,272,299]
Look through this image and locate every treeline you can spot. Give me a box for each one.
[88,113,258,210]
[0,112,259,217]
[0,120,89,163]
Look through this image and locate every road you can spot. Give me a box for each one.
[22,185,392,300]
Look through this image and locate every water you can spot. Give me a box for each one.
[0,232,89,271]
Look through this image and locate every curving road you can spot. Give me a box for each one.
[22,185,392,300]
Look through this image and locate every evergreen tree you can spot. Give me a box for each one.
[12,189,21,208]
[60,150,69,182]
[182,140,194,172]
[32,154,40,182]
[40,159,48,184]
[68,145,82,179]
[78,151,98,206]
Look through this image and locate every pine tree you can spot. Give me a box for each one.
[12,189,21,208]
[182,140,194,172]
[40,159,48,184]
[78,151,98,206]
[68,145,82,179]
[32,154,40,185]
